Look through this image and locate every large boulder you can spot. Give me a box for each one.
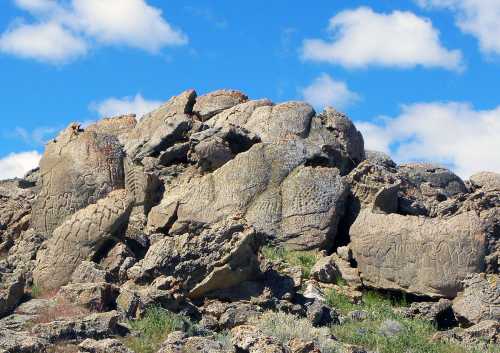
[193,89,248,121]
[0,179,36,250]
[31,124,126,236]
[0,273,25,319]
[33,190,133,291]
[124,90,196,161]
[350,209,487,298]
[148,140,348,250]
[452,273,499,324]
[133,218,261,299]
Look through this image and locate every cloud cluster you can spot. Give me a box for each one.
[357,102,500,178]
[91,93,162,119]
[0,151,41,180]
[0,0,187,63]
[301,73,359,110]
[417,0,500,55]
[302,7,463,71]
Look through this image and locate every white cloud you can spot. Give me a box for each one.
[0,0,187,63]
[357,102,500,178]
[0,21,87,63]
[302,7,463,71]
[417,0,500,55]
[69,0,187,52]
[301,73,360,110]
[91,94,162,118]
[0,151,41,180]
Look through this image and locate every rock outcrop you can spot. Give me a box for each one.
[0,88,498,353]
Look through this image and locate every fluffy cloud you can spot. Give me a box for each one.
[0,0,187,63]
[13,126,59,146]
[302,7,463,71]
[357,102,500,178]
[91,94,162,119]
[301,73,359,110]
[0,151,41,180]
[417,0,500,55]
[0,21,87,63]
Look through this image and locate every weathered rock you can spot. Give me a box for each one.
[306,300,338,327]
[33,190,133,291]
[157,331,227,353]
[310,255,362,288]
[193,89,248,121]
[350,209,487,297]
[31,123,126,235]
[6,229,45,274]
[56,283,119,311]
[452,273,499,324]
[149,140,348,250]
[469,171,500,192]
[31,310,121,342]
[364,150,396,168]
[231,325,287,353]
[85,115,137,141]
[400,299,455,328]
[461,320,499,344]
[0,274,25,319]
[0,179,35,253]
[124,89,196,161]
[0,328,48,353]
[78,338,134,353]
[201,300,263,330]
[71,261,109,284]
[207,99,273,129]
[137,218,261,299]
[99,242,135,283]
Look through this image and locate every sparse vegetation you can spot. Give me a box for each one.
[254,311,340,353]
[30,283,42,298]
[261,245,318,278]
[124,306,192,353]
[326,289,500,353]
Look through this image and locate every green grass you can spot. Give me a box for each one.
[30,283,42,298]
[326,289,500,353]
[261,245,318,279]
[254,311,340,353]
[123,307,191,353]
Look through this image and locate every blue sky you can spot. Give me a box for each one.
[0,0,499,179]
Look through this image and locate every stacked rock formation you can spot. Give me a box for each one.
[0,88,498,352]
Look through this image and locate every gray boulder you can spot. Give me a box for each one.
[31,123,125,235]
[33,190,133,291]
[452,273,499,324]
[134,218,261,299]
[0,274,25,319]
[193,89,248,121]
[350,209,487,298]
[79,338,134,353]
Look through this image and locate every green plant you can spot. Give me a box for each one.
[325,289,500,353]
[124,307,189,353]
[261,245,318,279]
[30,283,42,298]
[254,311,339,353]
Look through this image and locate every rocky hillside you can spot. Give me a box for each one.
[0,89,498,353]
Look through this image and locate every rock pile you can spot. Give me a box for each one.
[0,88,498,352]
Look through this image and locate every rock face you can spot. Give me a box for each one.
[33,190,132,291]
[350,209,487,298]
[134,218,261,298]
[452,274,500,324]
[1,88,499,352]
[31,124,126,236]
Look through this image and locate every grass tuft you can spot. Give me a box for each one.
[123,306,191,353]
[261,245,318,279]
[254,311,339,353]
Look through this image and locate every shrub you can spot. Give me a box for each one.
[254,311,339,353]
[124,306,191,353]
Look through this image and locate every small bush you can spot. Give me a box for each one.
[124,306,191,353]
[30,283,42,298]
[261,245,318,279]
[254,311,339,353]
